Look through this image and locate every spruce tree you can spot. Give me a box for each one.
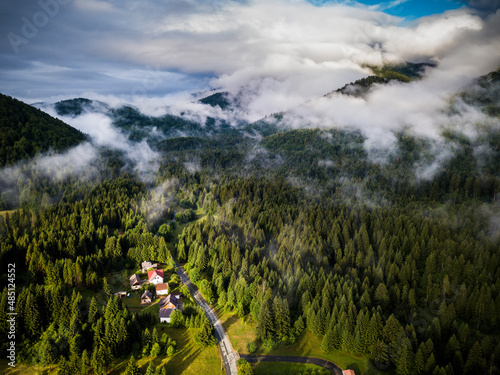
[152,327,159,345]
[395,338,414,375]
[195,319,217,347]
[257,300,274,340]
[91,346,106,375]
[88,296,98,324]
[150,343,161,357]
[124,355,140,375]
[374,283,389,310]
[464,341,486,375]
[294,315,305,335]
[321,326,336,353]
[103,277,111,297]
[145,361,156,375]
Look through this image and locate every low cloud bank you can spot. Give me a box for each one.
[2,0,500,195]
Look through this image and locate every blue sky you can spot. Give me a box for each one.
[309,0,472,20]
[354,0,463,18]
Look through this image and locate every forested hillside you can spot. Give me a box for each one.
[0,67,499,375]
[334,62,435,97]
[0,94,87,167]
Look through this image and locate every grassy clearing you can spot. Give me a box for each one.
[219,311,257,353]
[218,312,388,375]
[107,327,223,375]
[1,328,223,375]
[122,293,162,314]
[252,362,330,375]
[0,209,17,218]
[266,331,375,375]
[106,269,129,291]
[1,360,57,375]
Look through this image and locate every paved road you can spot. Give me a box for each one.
[174,260,239,375]
[240,354,344,374]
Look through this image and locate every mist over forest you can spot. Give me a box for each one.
[1,1,500,375]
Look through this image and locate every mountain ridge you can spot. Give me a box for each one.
[0,93,87,167]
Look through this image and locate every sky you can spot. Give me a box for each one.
[310,0,464,18]
[1,0,499,106]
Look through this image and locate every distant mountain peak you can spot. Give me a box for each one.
[331,61,436,98]
[198,91,231,110]
[54,97,109,117]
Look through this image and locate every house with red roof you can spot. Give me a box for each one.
[148,269,164,285]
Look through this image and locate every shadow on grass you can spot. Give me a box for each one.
[222,313,238,332]
[138,357,164,373]
[167,330,202,374]
[261,331,309,356]
[109,359,128,375]
[347,362,361,374]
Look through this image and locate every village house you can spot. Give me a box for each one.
[155,282,169,296]
[129,274,141,290]
[141,290,153,304]
[159,293,183,323]
[342,370,356,375]
[141,261,158,273]
[148,269,164,285]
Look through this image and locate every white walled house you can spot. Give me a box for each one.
[155,283,169,296]
[148,269,164,285]
[159,293,183,323]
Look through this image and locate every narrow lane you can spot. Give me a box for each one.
[240,354,343,374]
[174,260,239,375]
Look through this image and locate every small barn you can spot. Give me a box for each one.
[129,274,141,290]
[141,261,158,273]
[141,290,153,304]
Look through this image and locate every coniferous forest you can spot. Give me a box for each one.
[1,66,499,375]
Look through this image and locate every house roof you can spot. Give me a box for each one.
[159,308,174,319]
[148,269,164,281]
[159,294,180,309]
[141,290,153,299]
[129,274,140,284]
[142,260,158,269]
[155,283,169,291]
[342,370,356,375]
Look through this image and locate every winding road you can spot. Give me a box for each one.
[174,259,344,374]
[174,260,239,375]
[240,354,343,374]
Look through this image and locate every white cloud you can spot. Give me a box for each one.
[42,108,162,182]
[2,0,500,164]
[32,142,98,179]
[0,142,98,184]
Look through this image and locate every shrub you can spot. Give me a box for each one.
[246,342,257,353]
